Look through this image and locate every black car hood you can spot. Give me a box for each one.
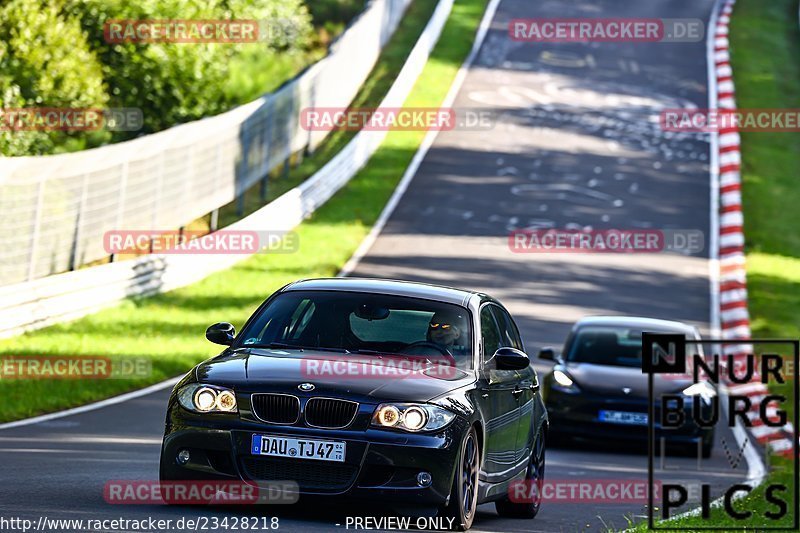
[563,362,692,397]
[195,348,475,403]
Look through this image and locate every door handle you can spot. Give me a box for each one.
[511,388,523,396]
[480,388,489,399]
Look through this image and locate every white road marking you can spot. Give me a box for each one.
[0,375,182,431]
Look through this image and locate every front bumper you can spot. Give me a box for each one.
[160,408,467,508]
[544,387,713,445]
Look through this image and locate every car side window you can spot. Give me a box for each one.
[480,306,501,360]
[490,305,523,351]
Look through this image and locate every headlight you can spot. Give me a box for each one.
[372,403,455,432]
[178,383,238,414]
[403,406,427,431]
[376,405,401,427]
[194,387,217,411]
[682,381,716,404]
[552,369,580,393]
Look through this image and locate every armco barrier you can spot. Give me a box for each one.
[0,0,410,286]
[0,0,455,339]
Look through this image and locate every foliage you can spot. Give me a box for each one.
[0,0,107,155]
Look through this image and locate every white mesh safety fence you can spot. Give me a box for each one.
[0,0,410,286]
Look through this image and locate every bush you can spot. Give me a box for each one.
[0,0,348,155]
[63,0,314,139]
[307,0,367,44]
[0,0,107,155]
[307,0,366,29]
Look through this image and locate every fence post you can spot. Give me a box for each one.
[184,147,194,222]
[69,173,90,271]
[152,150,165,230]
[261,97,276,203]
[260,172,269,202]
[237,120,252,217]
[116,161,128,230]
[210,209,219,232]
[26,179,46,282]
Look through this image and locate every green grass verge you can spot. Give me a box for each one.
[624,467,795,531]
[630,0,800,530]
[0,0,489,423]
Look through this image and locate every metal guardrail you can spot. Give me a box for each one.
[0,0,410,286]
[0,0,455,339]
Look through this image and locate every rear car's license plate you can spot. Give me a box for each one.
[251,434,346,462]
[598,410,648,426]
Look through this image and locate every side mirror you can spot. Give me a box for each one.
[538,347,555,361]
[206,322,235,346]
[494,347,530,371]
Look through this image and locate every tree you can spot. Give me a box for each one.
[64,0,313,138]
[0,0,107,155]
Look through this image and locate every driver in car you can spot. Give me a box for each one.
[427,310,468,356]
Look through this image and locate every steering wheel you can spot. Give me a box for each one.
[399,341,457,368]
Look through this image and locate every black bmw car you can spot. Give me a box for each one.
[160,278,548,530]
[540,316,715,457]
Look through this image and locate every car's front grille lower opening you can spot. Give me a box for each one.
[241,457,358,491]
[206,450,236,476]
[357,465,395,488]
[251,394,300,424]
[304,398,358,429]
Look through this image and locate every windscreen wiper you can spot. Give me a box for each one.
[247,342,304,351]
[348,348,384,356]
[248,343,359,354]
[348,349,432,363]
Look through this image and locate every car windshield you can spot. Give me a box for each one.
[237,290,474,369]
[567,326,693,368]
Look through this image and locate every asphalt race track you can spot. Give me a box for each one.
[0,1,751,532]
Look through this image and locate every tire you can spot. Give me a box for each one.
[495,428,545,519]
[678,430,714,459]
[702,432,714,459]
[440,426,479,531]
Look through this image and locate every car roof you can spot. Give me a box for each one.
[282,278,476,306]
[574,315,699,335]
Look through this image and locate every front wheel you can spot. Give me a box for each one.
[440,426,479,530]
[702,430,714,459]
[495,428,545,519]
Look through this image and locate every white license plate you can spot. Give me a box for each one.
[251,434,346,462]
[598,410,648,426]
